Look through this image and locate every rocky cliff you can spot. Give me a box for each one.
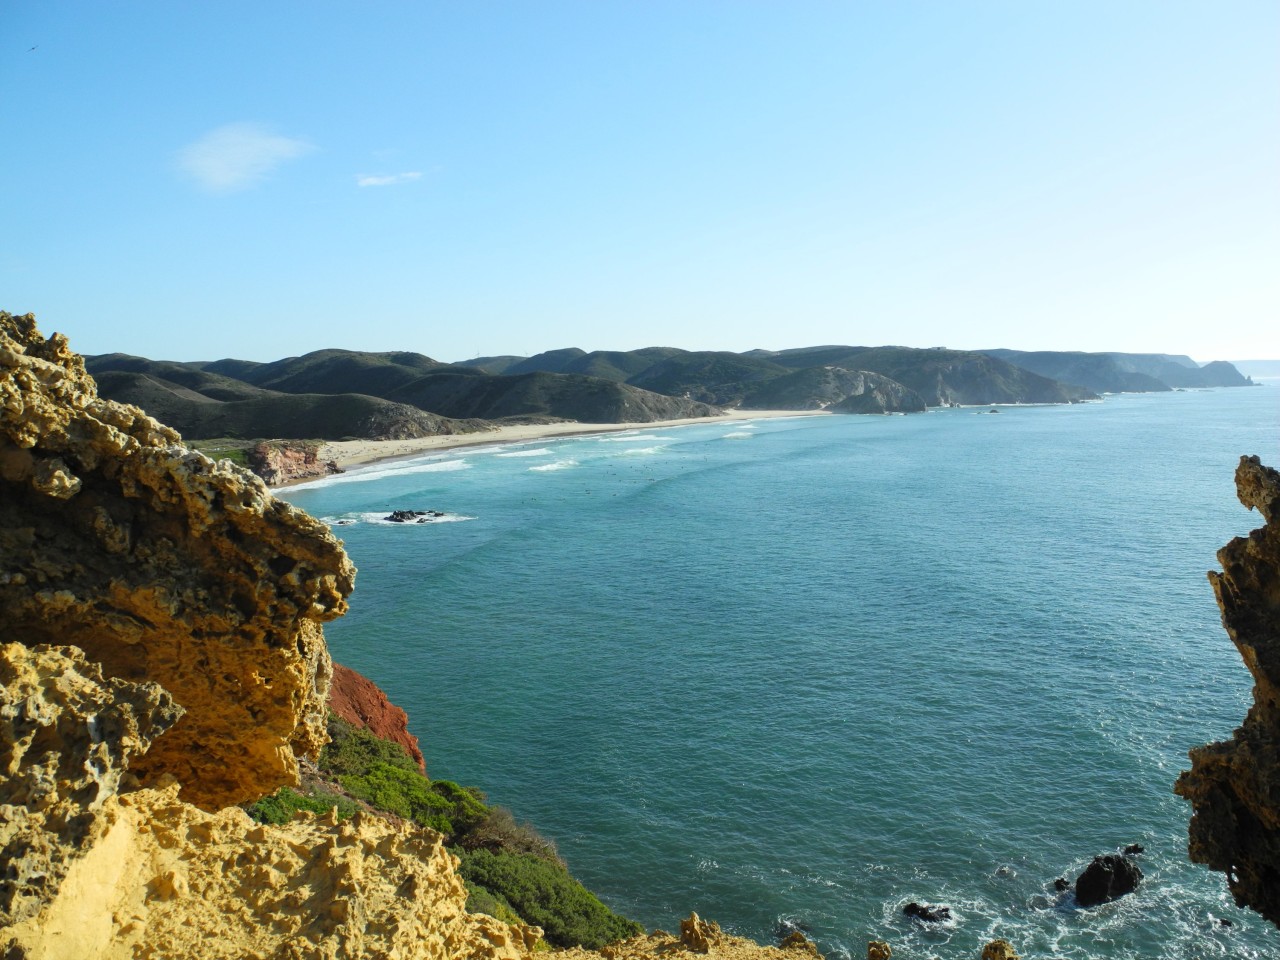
[249,439,343,486]
[2,311,1043,960]
[0,311,352,810]
[1176,455,1280,926]
[1,311,835,960]
[0,312,539,959]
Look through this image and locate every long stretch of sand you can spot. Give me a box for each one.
[315,409,827,474]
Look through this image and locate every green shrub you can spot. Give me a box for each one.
[243,786,359,825]
[320,715,421,777]
[338,762,488,839]
[464,880,524,926]
[460,806,563,866]
[458,849,643,949]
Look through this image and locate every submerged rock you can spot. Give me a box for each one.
[1074,854,1143,907]
[1176,456,1280,926]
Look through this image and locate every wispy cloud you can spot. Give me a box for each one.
[356,171,423,188]
[178,123,315,193]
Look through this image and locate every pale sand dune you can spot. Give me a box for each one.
[315,409,827,473]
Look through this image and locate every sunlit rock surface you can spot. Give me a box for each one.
[0,311,354,809]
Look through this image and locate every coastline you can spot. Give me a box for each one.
[303,409,828,482]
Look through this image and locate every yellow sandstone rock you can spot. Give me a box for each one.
[0,314,817,960]
[0,311,354,810]
[980,940,1019,960]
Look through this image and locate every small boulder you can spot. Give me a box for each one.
[1053,877,1070,892]
[1075,854,1143,907]
[867,941,892,960]
[1123,843,1145,855]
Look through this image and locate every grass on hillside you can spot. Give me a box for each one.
[244,716,642,949]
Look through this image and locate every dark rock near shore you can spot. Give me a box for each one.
[385,509,445,523]
[1053,878,1070,892]
[1124,843,1145,855]
[1075,855,1143,907]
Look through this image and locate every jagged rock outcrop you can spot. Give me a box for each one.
[248,439,342,486]
[553,914,821,960]
[1073,854,1142,906]
[0,312,355,809]
[329,662,427,773]
[1176,455,1280,926]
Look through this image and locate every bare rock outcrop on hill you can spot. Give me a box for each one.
[1176,455,1280,926]
[0,311,354,809]
[329,662,427,773]
[249,438,342,485]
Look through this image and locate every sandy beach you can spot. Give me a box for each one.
[315,409,827,475]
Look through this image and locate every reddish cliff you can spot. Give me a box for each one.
[329,662,427,773]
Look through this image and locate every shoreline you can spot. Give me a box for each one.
[298,409,828,485]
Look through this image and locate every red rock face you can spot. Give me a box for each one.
[328,663,426,773]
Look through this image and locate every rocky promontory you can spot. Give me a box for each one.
[1177,455,1280,927]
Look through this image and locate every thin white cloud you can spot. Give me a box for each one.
[178,123,315,193]
[356,171,423,188]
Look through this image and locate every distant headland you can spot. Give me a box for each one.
[81,342,1252,485]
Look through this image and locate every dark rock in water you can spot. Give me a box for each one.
[989,408,1000,414]
[1219,917,1234,927]
[385,509,445,523]
[1124,843,1145,855]
[1053,877,1070,892]
[1075,854,1143,906]
[995,864,1016,878]
[903,902,951,922]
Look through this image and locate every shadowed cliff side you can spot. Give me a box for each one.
[1176,455,1280,926]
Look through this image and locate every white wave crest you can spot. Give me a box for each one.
[322,511,476,526]
[285,457,471,489]
[621,446,666,456]
[597,434,663,442]
[530,459,578,472]
[496,447,554,458]
[721,431,753,440]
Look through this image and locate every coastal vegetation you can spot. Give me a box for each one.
[246,717,644,949]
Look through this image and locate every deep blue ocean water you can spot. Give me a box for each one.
[280,387,1279,959]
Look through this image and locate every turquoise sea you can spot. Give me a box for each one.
[280,387,1278,959]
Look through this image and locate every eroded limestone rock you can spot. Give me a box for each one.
[0,312,355,809]
[2,779,539,960]
[0,642,182,929]
[1176,455,1280,926]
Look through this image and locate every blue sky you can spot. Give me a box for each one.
[3,1,1276,363]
